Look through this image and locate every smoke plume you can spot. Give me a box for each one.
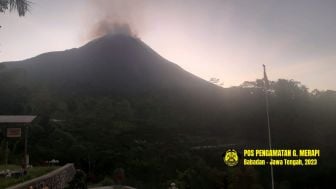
[84,0,145,41]
[89,20,136,39]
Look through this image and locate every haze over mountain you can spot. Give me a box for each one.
[2,34,221,97]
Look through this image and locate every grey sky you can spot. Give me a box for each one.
[0,0,335,90]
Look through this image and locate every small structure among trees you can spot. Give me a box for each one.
[0,115,37,169]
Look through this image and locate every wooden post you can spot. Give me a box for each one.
[24,124,28,169]
[5,139,8,168]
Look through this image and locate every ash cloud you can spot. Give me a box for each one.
[89,19,137,39]
[84,0,145,41]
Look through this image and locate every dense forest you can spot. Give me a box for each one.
[0,35,335,188]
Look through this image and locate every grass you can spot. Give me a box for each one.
[0,164,58,189]
[0,165,21,171]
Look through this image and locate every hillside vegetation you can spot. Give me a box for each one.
[0,35,335,188]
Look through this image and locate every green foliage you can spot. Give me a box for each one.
[67,169,88,189]
[99,177,114,186]
[0,69,335,188]
[0,0,30,16]
[0,165,57,188]
[0,68,30,114]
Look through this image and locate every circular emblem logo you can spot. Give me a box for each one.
[223,149,239,166]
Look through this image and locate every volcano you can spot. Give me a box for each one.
[1,34,221,97]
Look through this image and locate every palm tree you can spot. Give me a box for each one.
[0,0,30,16]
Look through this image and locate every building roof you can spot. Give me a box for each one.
[0,115,37,123]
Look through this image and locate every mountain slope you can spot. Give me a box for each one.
[2,34,222,97]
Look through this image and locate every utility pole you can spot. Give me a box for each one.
[263,64,275,189]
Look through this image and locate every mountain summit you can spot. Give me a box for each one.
[2,34,219,96]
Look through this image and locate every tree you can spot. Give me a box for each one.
[0,0,30,16]
[209,77,224,87]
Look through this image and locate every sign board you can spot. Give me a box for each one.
[7,128,22,138]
